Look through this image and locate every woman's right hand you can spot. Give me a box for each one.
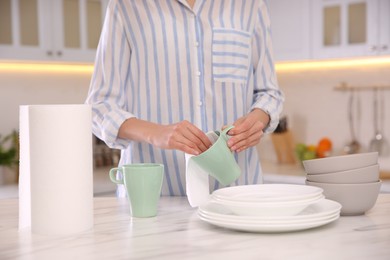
[150,120,212,155]
[118,118,212,155]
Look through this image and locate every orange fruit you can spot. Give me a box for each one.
[318,138,332,150]
[316,138,332,158]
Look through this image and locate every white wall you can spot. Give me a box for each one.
[0,70,91,135]
[259,63,390,169]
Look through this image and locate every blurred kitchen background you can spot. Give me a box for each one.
[0,0,389,197]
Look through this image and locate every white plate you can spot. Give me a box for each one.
[198,213,340,233]
[211,184,323,203]
[199,210,339,226]
[198,199,341,224]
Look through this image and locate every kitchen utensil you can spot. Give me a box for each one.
[109,163,164,218]
[369,88,386,155]
[379,89,390,156]
[344,89,360,154]
[369,88,390,156]
[369,88,382,153]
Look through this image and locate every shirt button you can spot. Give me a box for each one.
[195,41,199,47]
[198,101,203,106]
[196,71,201,76]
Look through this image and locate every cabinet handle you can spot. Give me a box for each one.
[47,51,53,56]
[381,45,388,51]
[57,51,63,57]
[369,45,377,52]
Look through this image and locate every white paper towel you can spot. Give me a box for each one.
[19,104,93,235]
[185,131,220,207]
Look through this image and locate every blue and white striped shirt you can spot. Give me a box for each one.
[86,0,284,196]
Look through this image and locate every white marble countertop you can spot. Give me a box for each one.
[1,195,389,260]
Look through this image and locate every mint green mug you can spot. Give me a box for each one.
[109,163,164,218]
[191,126,241,185]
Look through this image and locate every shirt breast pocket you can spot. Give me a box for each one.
[212,28,251,84]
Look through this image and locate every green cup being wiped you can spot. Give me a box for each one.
[109,163,164,218]
[191,126,241,185]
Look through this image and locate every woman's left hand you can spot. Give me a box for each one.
[226,109,270,153]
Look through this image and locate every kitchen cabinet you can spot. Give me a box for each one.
[312,0,390,59]
[0,0,108,62]
[268,0,312,61]
[377,0,390,56]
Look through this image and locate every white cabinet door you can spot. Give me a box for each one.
[312,0,379,59]
[0,0,106,62]
[51,0,105,62]
[377,0,390,55]
[0,0,50,60]
[268,0,311,61]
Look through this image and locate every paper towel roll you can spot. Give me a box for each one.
[19,105,93,235]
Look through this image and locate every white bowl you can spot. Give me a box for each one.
[302,152,378,174]
[305,180,382,216]
[211,193,324,217]
[306,164,380,184]
[211,184,323,203]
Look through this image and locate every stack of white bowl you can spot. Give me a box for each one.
[303,152,382,216]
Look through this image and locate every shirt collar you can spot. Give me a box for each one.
[176,0,204,13]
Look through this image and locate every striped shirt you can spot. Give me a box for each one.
[86,0,284,196]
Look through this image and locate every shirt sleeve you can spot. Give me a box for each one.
[85,0,134,149]
[251,0,284,134]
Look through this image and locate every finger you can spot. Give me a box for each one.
[235,137,262,152]
[173,136,204,155]
[227,118,245,135]
[228,122,262,147]
[168,128,203,154]
[231,136,262,152]
[186,125,212,152]
[173,125,209,153]
[229,131,263,152]
[177,143,202,155]
[235,113,266,133]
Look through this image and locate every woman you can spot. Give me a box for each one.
[86,0,284,196]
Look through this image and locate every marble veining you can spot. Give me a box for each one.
[0,195,389,260]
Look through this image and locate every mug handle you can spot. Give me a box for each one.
[221,125,235,138]
[109,167,124,184]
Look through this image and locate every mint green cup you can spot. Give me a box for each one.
[109,163,164,218]
[191,126,241,185]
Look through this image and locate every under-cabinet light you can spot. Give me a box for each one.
[1,56,390,74]
[275,56,390,71]
[0,61,94,73]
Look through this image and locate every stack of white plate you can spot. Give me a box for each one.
[198,184,341,233]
